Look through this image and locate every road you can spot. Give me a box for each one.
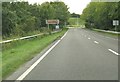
[10,28,119,80]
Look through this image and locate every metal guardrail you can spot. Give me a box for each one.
[1,30,62,44]
[0,33,43,44]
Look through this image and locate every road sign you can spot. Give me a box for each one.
[113,20,119,26]
[55,25,59,29]
[46,20,59,24]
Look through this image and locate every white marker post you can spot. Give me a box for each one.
[113,20,119,31]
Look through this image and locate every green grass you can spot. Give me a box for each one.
[2,28,68,79]
[68,17,85,27]
[84,28,119,39]
[92,29,119,36]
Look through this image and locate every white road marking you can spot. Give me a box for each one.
[16,31,68,80]
[94,41,99,44]
[108,49,119,56]
[60,31,68,40]
[85,35,86,37]
[88,38,91,40]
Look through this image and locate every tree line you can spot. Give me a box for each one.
[81,2,120,31]
[71,13,80,18]
[2,1,70,38]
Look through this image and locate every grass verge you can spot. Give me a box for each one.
[2,28,68,79]
[90,28,119,38]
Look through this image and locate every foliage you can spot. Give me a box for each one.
[71,13,80,18]
[50,2,70,28]
[2,1,70,38]
[68,17,85,26]
[81,2,119,31]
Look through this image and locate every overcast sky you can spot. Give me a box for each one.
[25,0,91,14]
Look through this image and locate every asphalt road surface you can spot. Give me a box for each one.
[16,28,119,80]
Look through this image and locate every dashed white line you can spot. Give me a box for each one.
[108,49,119,56]
[88,38,91,40]
[94,41,99,44]
[16,31,68,80]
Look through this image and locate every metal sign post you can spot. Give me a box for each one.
[113,20,119,31]
[48,24,49,29]
[46,19,59,30]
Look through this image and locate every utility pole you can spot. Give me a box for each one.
[77,16,79,26]
[48,24,49,30]
[65,22,66,27]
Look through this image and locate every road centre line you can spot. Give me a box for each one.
[16,31,68,81]
[88,38,91,40]
[94,41,99,44]
[84,30,119,56]
[83,29,118,41]
[108,49,119,56]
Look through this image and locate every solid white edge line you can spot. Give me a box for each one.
[16,31,68,81]
[108,49,119,56]
[94,41,99,44]
[60,31,68,40]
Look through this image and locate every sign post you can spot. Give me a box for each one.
[48,24,49,29]
[113,20,119,31]
[46,19,59,30]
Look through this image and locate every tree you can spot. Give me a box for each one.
[71,13,80,18]
[2,1,70,38]
[81,2,119,31]
[39,2,55,27]
[50,2,70,27]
